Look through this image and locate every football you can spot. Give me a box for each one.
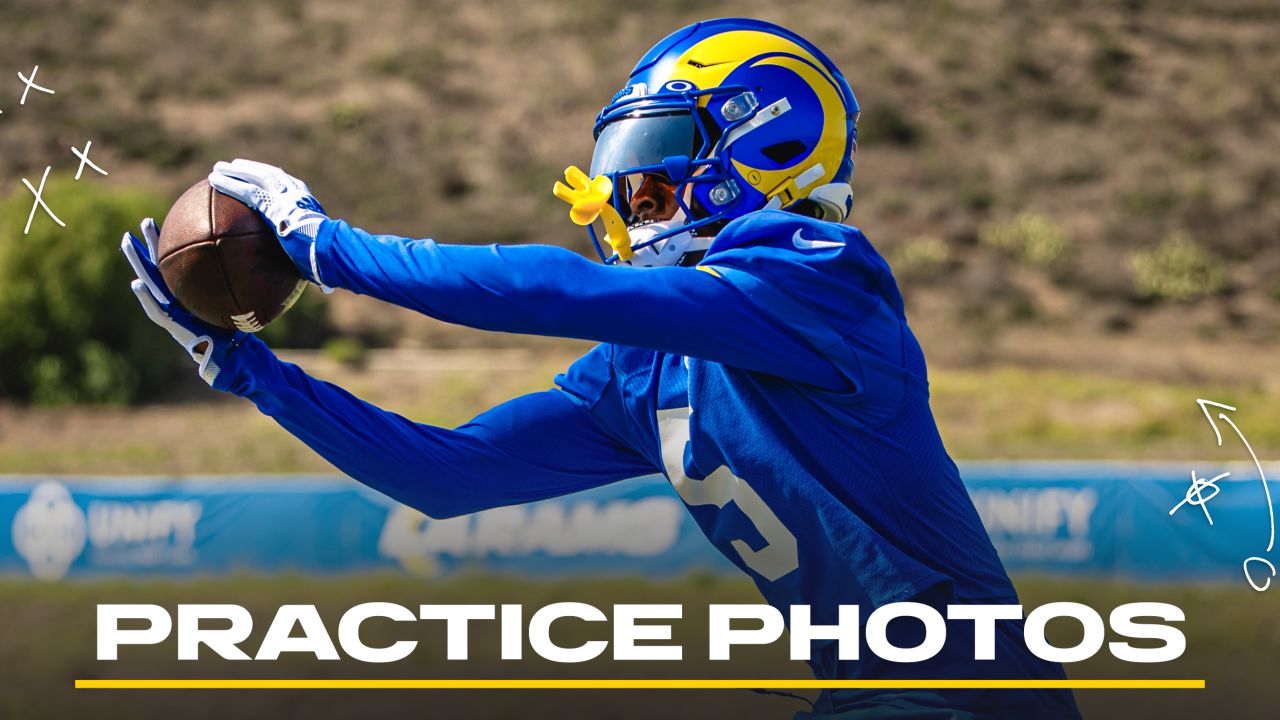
[157,179,306,332]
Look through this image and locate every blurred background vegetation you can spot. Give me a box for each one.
[0,7,1276,717]
[0,0,1276,460]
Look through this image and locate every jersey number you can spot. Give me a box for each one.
[657,407,799,581]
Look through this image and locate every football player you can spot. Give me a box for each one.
[123,18,1081,719]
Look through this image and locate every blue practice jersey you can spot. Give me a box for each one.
[216,210,1079,718]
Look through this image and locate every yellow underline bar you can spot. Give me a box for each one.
[75,679,1205,690]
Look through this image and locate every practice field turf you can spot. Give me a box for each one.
[0,573,1274,719]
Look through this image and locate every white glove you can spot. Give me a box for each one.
[208,158,332,290]
[121,218,246,388]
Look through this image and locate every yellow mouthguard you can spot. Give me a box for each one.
[553,166,634,260]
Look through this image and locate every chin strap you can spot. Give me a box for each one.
[619,216,712,268]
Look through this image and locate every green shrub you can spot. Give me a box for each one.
[1129,232,1228,302]
[321,336,368,368]
[893,235,952,279]
[329,102,366,131]
[0,177,175,405]
[979,213,1073,269]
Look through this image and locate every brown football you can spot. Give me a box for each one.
[157,179,306,332]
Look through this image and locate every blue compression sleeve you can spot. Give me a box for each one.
[218,337,656,518]
[313,220,846,390]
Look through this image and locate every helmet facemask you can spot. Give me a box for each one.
[582,85,766,266]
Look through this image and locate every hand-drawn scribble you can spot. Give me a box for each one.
[1169,470,1228,525]
[6,62,109,237]
[1192,399,1276,591]
[17,65,54,105]
[71,140,108,180]
[22,166,65,235]
[1243,556,1276,592]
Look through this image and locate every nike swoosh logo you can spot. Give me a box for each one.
[792,229,845,250]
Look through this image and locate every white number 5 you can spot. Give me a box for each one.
[657,407,799,581]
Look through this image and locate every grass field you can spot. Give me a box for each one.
[1,347,1275,475]
[0,573,1274,719]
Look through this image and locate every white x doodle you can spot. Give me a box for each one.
[71,140,108,180]
[18,65,54,105]
[22,166,65,235]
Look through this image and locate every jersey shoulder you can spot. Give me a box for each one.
[697,211,918,406]
[703,211,901,306]
[703,210,870,262]
[700,210,905,325]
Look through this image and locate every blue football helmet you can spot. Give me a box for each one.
[564,18,860,266]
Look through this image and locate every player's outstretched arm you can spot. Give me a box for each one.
[314,221,848,390]
[125,217,656,517]
[206,158,846,390]
[220,341,658,518]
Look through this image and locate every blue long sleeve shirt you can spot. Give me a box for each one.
[215,212,1078,718]
[220,217,850,518]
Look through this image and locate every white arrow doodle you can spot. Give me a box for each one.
[1197,399,1277,591]
[1197,399,1273,552]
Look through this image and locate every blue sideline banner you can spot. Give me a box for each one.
[0,463,1274,582]
[963,462,1277,582]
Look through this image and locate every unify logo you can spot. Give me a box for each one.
[10,482,203,580]
[11,481,86,580]
[970,487,1098,562]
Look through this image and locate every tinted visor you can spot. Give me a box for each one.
[590,111,696,177]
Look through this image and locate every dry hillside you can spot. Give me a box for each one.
[1,0,1277,376]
